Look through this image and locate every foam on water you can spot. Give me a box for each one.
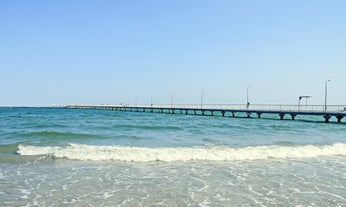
[17,143,346,162]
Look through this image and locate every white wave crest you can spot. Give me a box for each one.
[17,143,346,162]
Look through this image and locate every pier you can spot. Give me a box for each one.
[66,104,346,123]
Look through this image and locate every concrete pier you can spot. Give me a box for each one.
[66,104,346,124]
[336,115,344,123]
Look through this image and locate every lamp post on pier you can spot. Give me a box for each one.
[201,89,205,109]
[246,85,251,109]
[171,91,175,109]
[324,77,332,112]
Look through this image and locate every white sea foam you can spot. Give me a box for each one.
[17,143,346,162]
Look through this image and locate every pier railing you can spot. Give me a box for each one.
[153,104,346,112]
[71,104,346,113]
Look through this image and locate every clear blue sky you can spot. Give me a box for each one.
[1,0,345,106]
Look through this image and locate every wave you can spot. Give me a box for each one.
[17,143,346,162]
[22,130,98,140]
[114,124,182,131]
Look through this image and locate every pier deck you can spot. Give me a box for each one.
[66,104,346,123]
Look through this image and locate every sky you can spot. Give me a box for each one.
[1,0,346,106]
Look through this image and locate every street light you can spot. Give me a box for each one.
[150,95,153,107]
[171,91,175,108]
[246,85,251,109]
[201,89,205,109]
[324,77,332,112]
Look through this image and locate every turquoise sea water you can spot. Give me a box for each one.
[0,107,345,206]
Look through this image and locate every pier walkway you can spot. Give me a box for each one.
[66,104,346,123]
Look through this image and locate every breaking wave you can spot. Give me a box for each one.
[17,143,346,162]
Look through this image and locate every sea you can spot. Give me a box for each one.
[0,107,345,207]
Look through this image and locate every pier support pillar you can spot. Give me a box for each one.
[279,113,285,120]
[194,110,197,115]
[232,112,236,117]
[143,109,145,112]
[186,110,189,115]
[336,115,344,123]
[180,110,183,114]
[257,113,262,118]
[323,115,331,123]
[221,111,225,117]
[211,111,214,116]
[290,114,297,120]
[246,112,251,118]
[201,110,205,116]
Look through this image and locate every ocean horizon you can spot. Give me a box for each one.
[0,107,345,206]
